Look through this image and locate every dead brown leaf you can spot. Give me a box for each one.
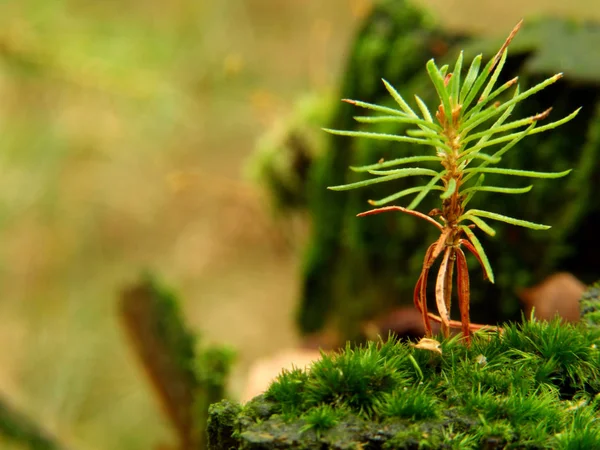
[411,337,442,355]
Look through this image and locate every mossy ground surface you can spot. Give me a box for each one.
[209,316,600,449]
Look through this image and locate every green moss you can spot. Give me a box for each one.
[265,367,309,415]
[208,319,600,449]
[303,342,401,415]
[378,384,440,420]
[554,408,600,450]
[207,400,242,450]
[300,404,348,437]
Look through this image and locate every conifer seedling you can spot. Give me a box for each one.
[326,21,580,344]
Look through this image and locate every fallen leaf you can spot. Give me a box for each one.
[412,337,442,355]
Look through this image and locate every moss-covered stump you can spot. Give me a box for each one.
[253,0,600,341]
[208,319,600,449]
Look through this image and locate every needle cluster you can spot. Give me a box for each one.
[326,21,579,342]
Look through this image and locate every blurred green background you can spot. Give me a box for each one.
[0,0,598,449]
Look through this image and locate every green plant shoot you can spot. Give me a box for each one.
[325,20,579,344]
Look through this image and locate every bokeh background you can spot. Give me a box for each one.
[0,0,598,448]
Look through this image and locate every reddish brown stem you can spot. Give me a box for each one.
[361,206,502,344]
[357,206,443,230]
[416,232,452,336]
[415,243,437,337]
[414,272,432,337]
[455,247,471,345]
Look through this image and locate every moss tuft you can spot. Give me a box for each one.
[303,341,402,416]
[377,384,440,420]
[265,367,309,415]
[300,404,348,437]
[555,408,600,450]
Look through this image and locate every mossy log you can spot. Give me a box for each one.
[253,0,600,341]
[208,306,600,449]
